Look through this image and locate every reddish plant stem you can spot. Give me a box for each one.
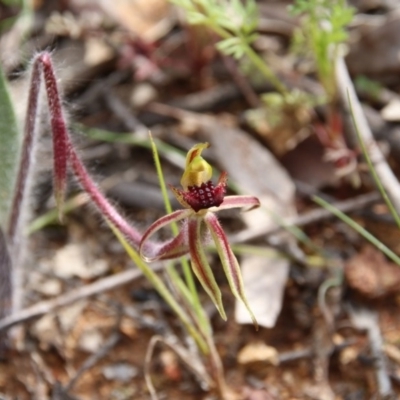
[40,53,69,215]
[7,54,46,314]
[68,147,142,248]
[41,53,144,249]
[39,52,147,250]
[10,51,151,253]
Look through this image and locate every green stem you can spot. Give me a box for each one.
[207,21,288,96]
[110,222,208,352]
[242,44,288,96]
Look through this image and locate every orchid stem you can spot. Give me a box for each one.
[109,222,208,353]
[149,134,209,334]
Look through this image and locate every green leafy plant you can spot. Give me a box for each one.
[170,0,288,95]
[290,0,357,178]
[290,0,354,101]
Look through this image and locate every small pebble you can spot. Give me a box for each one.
[103,363,138,382]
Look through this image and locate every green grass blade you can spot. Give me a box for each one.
[27,193,89,234]
[0,64,20,227]
[109,221,208,353]
[313,195,400,266]
[80,126,186,169]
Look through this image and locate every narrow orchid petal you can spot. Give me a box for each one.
[169,184,191,209]
[69,146,144,249]
[217,171,228,187]
[204,213,258,329]
[139,209,193,262]
[40,52,70,220]
[145,226,189,262]
[210,195,260,212]
[188,217,226,320]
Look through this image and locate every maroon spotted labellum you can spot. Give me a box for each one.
[179,178,226,212]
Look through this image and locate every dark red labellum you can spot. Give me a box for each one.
[183,181,225,212]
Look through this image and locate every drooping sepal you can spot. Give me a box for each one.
[188,217,226,320]
[145,227,189,262]
[205,212,258,329]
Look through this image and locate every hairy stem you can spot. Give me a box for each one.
[7,56,41,246]
[7,55,42,313]
[8,51,154,313]
[38,51,144,249]
[40,53,69,217]
[68,147,143,247]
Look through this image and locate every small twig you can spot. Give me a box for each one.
[348,306,394,398]
[102,90,148,135]
[30,351,54,398]
[230,191,380,244]
[0,228,11,318]
[145,334,213,400]
[0,264,163,333]
[336,55,400,214]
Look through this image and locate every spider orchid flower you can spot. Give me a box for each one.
[139,143,260,327]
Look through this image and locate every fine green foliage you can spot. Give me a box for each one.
[0,64,20,228]
[170,0,288,95]
[290,0,354,99]
[171,0,258,46]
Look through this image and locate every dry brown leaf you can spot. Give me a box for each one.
[52,243,109,280]
[281,136,337,188]
[347,11,400,77]
[242,387,277,400]
[345,245,400,298]
[238,342,279,366]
